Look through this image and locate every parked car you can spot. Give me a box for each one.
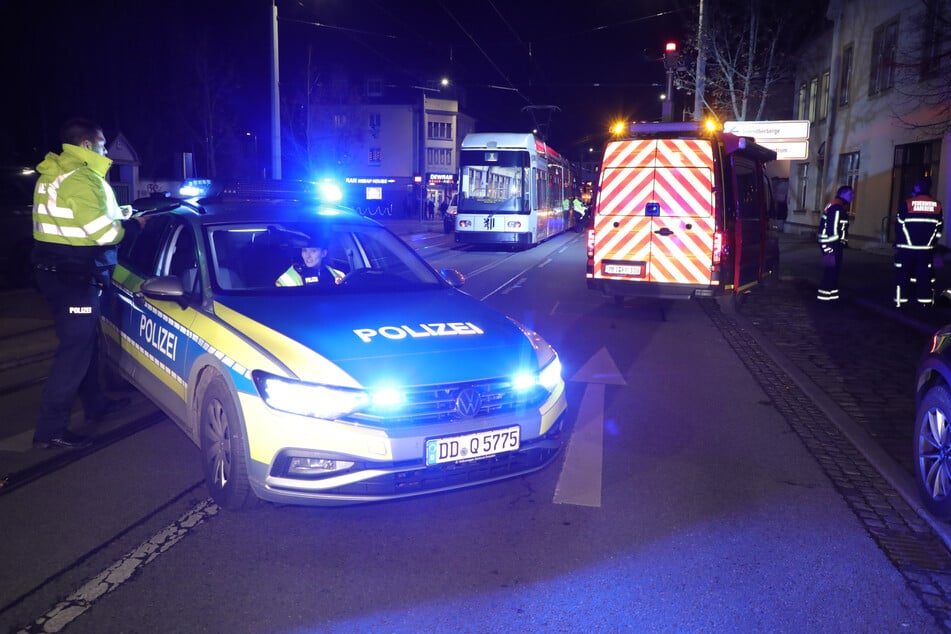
[913,324,951,519]
[0,166,37,287]
[443,194,457,233]
[102,180,567,509]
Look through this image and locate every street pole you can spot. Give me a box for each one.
[693,0,706,120]
[270,1,282,180]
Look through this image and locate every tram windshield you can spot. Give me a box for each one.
[457,150,529,214]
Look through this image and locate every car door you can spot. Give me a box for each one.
[111,215,199,425]
[730,155,764,290]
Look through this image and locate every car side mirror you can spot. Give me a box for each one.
[439,268,465,288]
[140,275,189,309]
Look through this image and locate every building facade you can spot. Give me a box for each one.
[309,81,476,220]
[788,0,950,244]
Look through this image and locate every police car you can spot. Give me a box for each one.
[104,180,567,509]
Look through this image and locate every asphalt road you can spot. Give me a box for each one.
[2,222,951,631]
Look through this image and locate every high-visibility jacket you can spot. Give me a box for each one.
[31,144,132,271]
[895,194,943,250]
[275,263,346,287]
[818,199,849,253]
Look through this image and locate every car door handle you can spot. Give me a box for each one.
[654,227,674,236]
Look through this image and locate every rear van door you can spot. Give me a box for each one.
[592,138,716,289]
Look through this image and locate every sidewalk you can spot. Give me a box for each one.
[775,230,951,336]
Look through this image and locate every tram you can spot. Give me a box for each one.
[453,133,577,248]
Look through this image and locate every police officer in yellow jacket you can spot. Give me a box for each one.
[894,176,944,307]
[817,185,854,302]
[275,238,346,287]
[31,118,145,449]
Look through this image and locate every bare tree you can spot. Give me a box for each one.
[892,0,951,137]
[174,34,240,178]
[675,0,824,121]
[281,52,366,179]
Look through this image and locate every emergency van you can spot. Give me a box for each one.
[586,122,779,306]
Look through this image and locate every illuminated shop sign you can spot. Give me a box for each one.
[345,177,396,184]
[428,173,456,184]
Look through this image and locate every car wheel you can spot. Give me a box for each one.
[914,384,951,520]
[199,374,256,510]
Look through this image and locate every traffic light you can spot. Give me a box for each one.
[663,41,680,70]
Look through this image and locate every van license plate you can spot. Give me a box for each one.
[426,426,520,465]
[604,263,643,277]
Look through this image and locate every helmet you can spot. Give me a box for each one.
[836,185,854,203]
[914,176,932,196]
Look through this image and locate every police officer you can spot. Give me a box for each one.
[894,176,944,307]
[275,237,346,287]
[817,185,854,302]
[31,118,145,449]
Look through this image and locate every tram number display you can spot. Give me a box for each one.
[425,426,520,465]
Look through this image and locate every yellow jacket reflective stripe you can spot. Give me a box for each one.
[275,265,346,286]
[32,144,131,247]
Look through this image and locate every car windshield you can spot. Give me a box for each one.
[205,220,443,293]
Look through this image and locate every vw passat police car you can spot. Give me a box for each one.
[105,180,567,509]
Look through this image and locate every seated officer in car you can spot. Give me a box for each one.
[275,237,345,287]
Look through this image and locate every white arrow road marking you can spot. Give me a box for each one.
[19,497,218,633]
[553,348,626,507]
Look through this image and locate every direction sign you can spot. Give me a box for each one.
[755,140,810,161]
[723,120,810,140]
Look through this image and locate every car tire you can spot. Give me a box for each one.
[199,374,256,510]
[914,384,951,520]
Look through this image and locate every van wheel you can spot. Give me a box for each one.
[914,384,951,520]
[199,374,256,510]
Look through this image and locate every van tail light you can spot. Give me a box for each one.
[711,231,723,271]
[586,229,595,276]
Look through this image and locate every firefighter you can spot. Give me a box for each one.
[894,177,943,308]
[31,118,145,449]
[275,237,346,287]
[817,185,854,302]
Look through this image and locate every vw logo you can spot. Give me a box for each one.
[454,388,482,419]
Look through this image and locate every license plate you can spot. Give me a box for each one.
[426,426,520,465]
[604,263,643,276]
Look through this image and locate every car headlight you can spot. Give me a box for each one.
[508,319,563,395]
[252,371,369,419]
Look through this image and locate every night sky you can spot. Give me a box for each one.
[0,0,685,174]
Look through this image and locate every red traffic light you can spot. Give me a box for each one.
[665,41,678,54]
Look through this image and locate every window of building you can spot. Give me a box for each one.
[839,44,853,106]
[921,1,945,77]
[369,113,381,139]
[819,70,830,120]
[808,76,819,122]
[426,147,452,167]
[869,17,899,95]
[837,152,861,192]
[333,114,347,129]
[427,121,452,140]
[366,77,383,97]
[369,148,382,165]
[797,82,808,119]
[795,163,809,211]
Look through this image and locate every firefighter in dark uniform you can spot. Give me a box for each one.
[894,176,943,307]
[30,119,145,449]
[817,185,854,302]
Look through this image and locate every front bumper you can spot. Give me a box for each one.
[240,385,567,505]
